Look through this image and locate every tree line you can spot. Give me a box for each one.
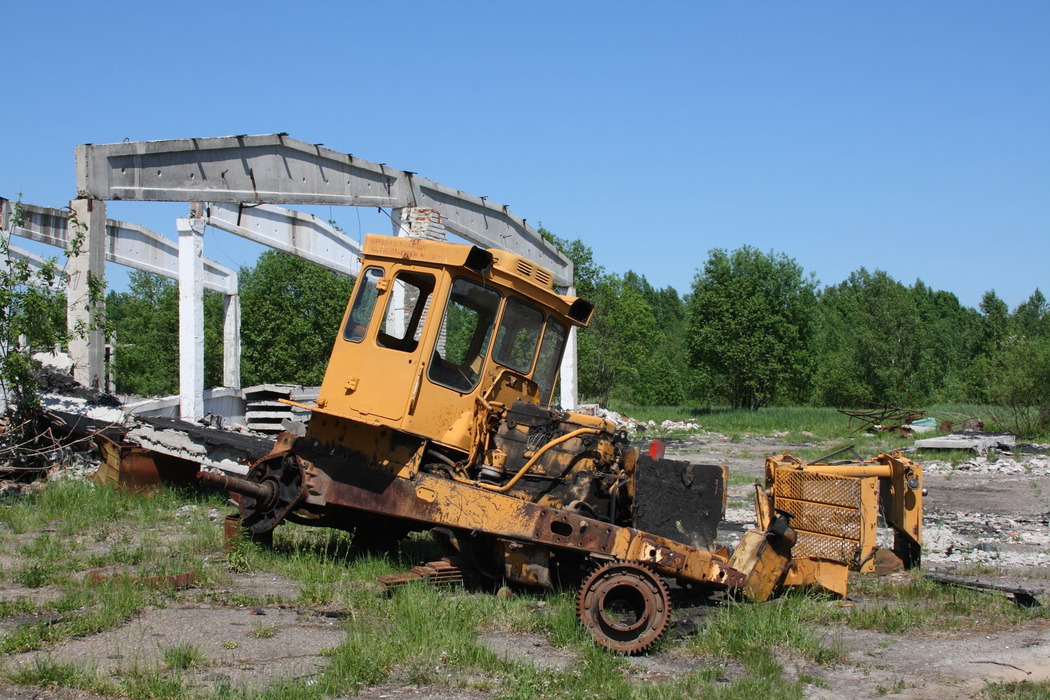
[98,236,1049,435]
[541,231,1048,435]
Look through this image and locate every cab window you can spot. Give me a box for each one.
[534,320,568,404]
[343,267,383,343]
[376,271,434,352]
[429,278,501,392]
[493,297,544,374]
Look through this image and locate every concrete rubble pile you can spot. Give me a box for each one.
[576,403,702,434]
[922,453,1050,477]
[0,359,275,493]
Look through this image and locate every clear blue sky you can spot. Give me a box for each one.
[3,1,1047,311]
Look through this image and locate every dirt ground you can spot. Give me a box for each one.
[2,435,1048,699]
[670,434,1050,699]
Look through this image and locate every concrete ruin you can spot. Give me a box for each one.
[2,134,581,425]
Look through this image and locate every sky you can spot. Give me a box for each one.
[2,1,1047,311]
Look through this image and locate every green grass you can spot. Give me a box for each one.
[0,479,228,654]
[614,403,854,439]
[799,572,1050,634]
[186,530,828,699]
[5,658,116,696]
[980,679,1050,699]
[2,452,1046,699]
[162,643,207,670]
[608,401,1050,443]
[689,597,845,668]
[5,657,193,700]
[310,582,815,700]
[248,622,276,639]
[1,578,151,653]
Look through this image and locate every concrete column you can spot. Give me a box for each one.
[223,292,241,389]
[177,217,205,420]
[559,286,579,410]
[66,198,106,390]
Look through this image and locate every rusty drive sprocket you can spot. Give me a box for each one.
[576,560,671,654]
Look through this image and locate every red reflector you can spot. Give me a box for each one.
[648,439,666,460]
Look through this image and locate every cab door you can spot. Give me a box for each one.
[404,276,502,449]
[323,266,437,423]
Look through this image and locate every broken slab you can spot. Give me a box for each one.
[122,387,247,424]
[914,432,1016,455]
[125,417,275,475]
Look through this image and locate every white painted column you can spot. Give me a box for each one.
[66,198,106,390]
[177,217,205,420]
[393,207,446,347]
[559,286,579,410]
[387,209,409,337]
[223,292,241,390]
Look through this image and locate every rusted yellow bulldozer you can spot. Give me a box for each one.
[200,234,923,653]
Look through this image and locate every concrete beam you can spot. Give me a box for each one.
[77,135,400,207]
[1,197,235,294]
[75,134,573,286]
[109,219,236,295]
[913,433,1016,455]
[204,202,360,277]
[410,180,562,281]
[0,242,62,289]
[0,199,69,249]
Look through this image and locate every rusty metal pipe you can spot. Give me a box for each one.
[197,470,277,507]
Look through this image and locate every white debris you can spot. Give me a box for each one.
[659,419,702,432]
[921,454,1050,477]
[32,350,75,374]
[45,450,97,482]
[126,423,250,475]
[40,394,126,425]
[575,404,649,433]
[175,505,201,519]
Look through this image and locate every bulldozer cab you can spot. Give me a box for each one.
[314,234,592,454]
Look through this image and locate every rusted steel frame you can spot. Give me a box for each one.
[577,562,671,654]
[300,456,741,589]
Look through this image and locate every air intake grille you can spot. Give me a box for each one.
[776,497,862,540]
[771,468,877,572]
[775,471,862,507]
[794,532,863,566]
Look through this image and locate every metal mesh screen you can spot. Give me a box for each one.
[776,497,863,540]
[774,470,862,507]
[794,532,862,565]
[772,468,876,571]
